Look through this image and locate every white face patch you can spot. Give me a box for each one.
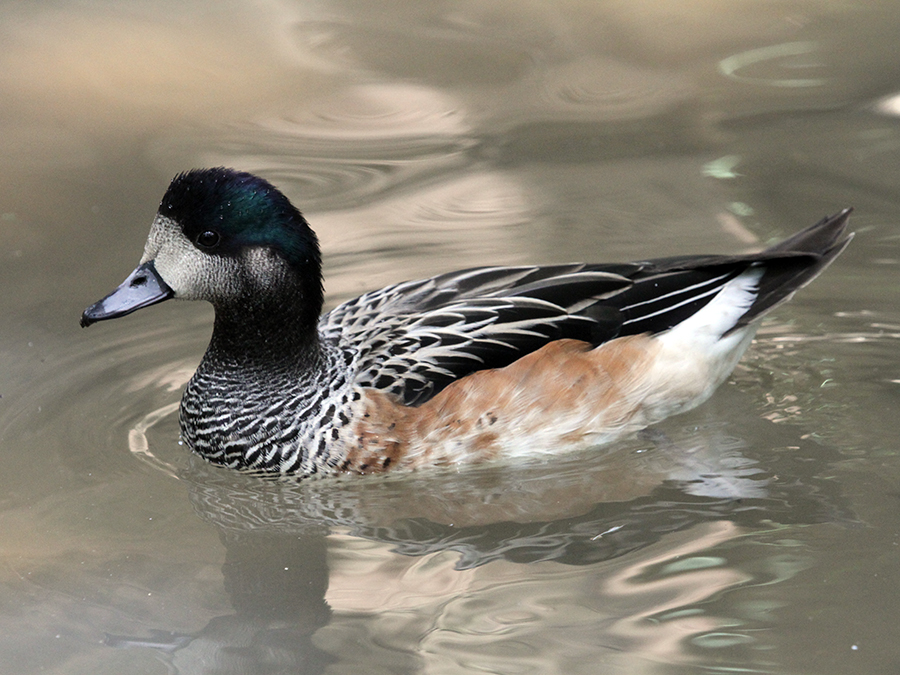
[141,215,202,299]
[139,215,290,304]
[141,215,228,301]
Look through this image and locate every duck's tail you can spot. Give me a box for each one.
[730,208,853,332]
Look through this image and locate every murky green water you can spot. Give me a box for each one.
[1,1,899,673]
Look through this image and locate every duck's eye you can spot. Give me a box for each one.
[196,230,220,249]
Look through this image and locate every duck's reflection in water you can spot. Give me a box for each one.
[109,387,852,673]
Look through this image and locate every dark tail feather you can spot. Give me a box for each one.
[732,208,853,331]
[765,207,854,255]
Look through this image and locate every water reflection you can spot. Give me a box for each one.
[601,521,752,667]
[108,532,336,673]
[0,315,861,673]
[94,380,854,673]
[719,42,827,88]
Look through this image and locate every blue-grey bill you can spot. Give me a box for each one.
[81,260,174,327]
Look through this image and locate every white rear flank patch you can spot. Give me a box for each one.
[640,266,765,421]
[658,266,764,351]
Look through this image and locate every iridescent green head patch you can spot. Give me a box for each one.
[159,168,320,271]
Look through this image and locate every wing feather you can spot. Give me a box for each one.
[318,261,740,405]
[320,210,851,406]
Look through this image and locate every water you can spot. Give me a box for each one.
[1,0,899,673]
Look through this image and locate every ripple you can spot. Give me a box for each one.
[234,158,403,212]
[269,83,470,139]
[0,313,205,479]
[527,57,692,122]
[149,83,475,211]
[719,42,827,88]
[153,132,471,212]
[314,171,535,301]
[731,319,900,453]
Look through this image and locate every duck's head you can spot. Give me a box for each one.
[81,168,323,331]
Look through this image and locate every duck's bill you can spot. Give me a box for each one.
[81,261,174,327]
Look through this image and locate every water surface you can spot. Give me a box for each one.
[1,1,899,673]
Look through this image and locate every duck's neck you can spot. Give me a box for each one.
[204,289,324,375]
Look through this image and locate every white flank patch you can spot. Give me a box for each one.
[658,266,764,352]
[640,266,765,422]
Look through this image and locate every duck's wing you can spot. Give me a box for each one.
[321,209,852,406]
[322,263,650,405]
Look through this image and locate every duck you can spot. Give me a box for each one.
[81,168,852,477]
